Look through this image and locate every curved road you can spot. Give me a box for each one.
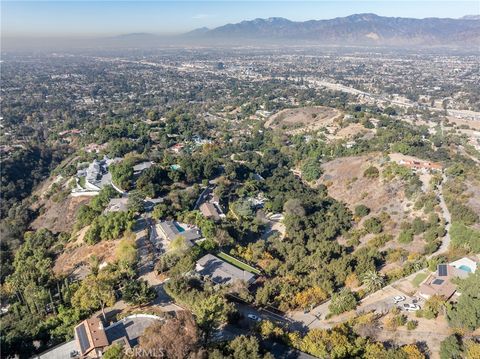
[428,172,451,258]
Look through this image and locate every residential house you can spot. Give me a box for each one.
[36,315,161,359]
[133,161,154,176]
[72,157,121,195]
[196,254,256,285]
[199,202,223,222]
[74,317,109,358]
[157,221,202,244]
[398,159,442,171]
[419,258,477,300]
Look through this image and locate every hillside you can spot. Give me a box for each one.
[187,13,480,46]
[319,154,444,254]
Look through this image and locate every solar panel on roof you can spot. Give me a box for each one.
[75,323,90,354]
[438,264,447,277]
[432,279,444,285]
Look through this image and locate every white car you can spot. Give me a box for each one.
[393,295,406,304]
[247,314,262,322]
[401,303,421,312]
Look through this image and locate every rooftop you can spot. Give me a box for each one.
[157,221,202,242]
[199,202,222,221]
[196,254,256,285]
[74,317,109,356]
[36,315,161,359]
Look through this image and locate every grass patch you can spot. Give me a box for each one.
[411,272,428,287]
[217,252,261,275]
[78,176,86,189]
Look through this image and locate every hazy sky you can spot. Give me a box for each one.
[2,1,479,37]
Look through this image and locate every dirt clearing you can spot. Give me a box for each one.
[265,106,342,134]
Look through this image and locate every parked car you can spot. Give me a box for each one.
[393,295,406,304]
[401,303,420,312]
[247,314,262,322]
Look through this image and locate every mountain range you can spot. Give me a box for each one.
[184,13,480,46]
[4,13,479,50]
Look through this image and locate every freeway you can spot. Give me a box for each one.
[304,77,480,121]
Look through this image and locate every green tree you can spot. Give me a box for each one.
[122,279,156,306]
[450,223,480,253]
[447,271,480,330]
[362,270,385,293]
[152,202,170,220]
[170,235,189,253]
[301,158,323,182]
[72,274,115,321]
[329,288,358,315]
[102,344,126,359]
[283,198,306,217]
[127,190,145,214]
[110,161,134,191]
[440,335,463,359]
[194,293,234,337]
[45,306,82,342]
[229,335,262,359]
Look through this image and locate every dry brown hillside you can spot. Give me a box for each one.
[31,195,91,233]
[318,154,428,252]
[265,106,342,133]
[265,106,374,142]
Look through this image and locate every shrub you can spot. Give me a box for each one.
[354,204,370,218]
[364,217,383,234]
[398,230,414,244]
[450,222,480,253]
[406,320,418,330]
[412,217,427,235]
[363,166,380,179]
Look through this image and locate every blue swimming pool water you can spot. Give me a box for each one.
[458,265,472,272]
[174,222,185,232]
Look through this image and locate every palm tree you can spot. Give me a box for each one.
[362,270,385,293]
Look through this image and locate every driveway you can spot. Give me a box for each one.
[429,172,451,258]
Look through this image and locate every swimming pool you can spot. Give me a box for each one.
[458,264,472,273]
[174,222,185,232]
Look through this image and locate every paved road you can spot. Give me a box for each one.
[428,172,451,258]
[288,268,431,331]
[234,302,291,328]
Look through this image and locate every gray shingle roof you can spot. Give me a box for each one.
[196,254,255,285]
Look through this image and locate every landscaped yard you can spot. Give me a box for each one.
[78,176,86,189]
[411,272,429,287]
[217,251,261,274]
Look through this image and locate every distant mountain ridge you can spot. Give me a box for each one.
[185,13,480,46]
